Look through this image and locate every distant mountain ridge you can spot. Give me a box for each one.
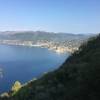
[0,31,91,41]
[0,31,94,53]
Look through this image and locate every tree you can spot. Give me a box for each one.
[11,81,22,92]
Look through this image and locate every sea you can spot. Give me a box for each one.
[0,45,69,93]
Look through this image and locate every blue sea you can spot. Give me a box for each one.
[0,45,69,93]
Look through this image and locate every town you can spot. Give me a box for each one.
[0,39,79,53]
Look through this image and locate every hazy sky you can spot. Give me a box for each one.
[0,0,100,33]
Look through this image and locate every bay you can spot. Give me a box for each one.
[0,45,69,93]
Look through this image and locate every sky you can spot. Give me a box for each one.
[0,0,100,33]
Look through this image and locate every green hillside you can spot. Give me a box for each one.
[1,34,100,100]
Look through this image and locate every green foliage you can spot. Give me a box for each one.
[0,34,100,100]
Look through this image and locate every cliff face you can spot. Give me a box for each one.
[1,34,100,100]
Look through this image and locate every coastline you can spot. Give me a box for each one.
[0,40,78,54]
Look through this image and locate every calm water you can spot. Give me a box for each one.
[0,45,69,93]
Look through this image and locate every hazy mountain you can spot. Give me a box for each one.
[0,31,92,41]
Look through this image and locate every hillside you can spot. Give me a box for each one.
[0,31,90,41]
[0,31,91,53]
[1,34,100,100]
[0,31,90,47]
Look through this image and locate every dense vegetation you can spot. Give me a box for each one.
[1,34,100,100]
